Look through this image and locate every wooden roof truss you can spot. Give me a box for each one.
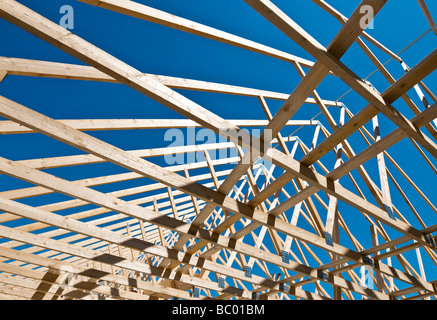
[0,0,436,300]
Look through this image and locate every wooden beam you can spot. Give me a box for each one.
[0,70,7,82]
[245,0,437,161]
[76,0,315,68]
[311,0,402,62]
[0,263,146,300]
[245,0,387,141]
[246,43,437,208]
[1,0,427,250]
[328,102,437,181]
[1,0,436,300]
[0,221,333,300]
[0,245,193,299]
[162,0,390,264]
[0,57,341,106]
[0,94,433,267]
[0,155,412,298]
[0,118,320,134]
[418,0,437,35]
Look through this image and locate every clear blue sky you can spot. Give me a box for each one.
[0,0,436,298]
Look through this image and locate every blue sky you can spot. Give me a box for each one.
[0,0,437,299]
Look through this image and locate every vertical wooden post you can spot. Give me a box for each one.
[325,107,345,243]
[401,61,437,128]
[167,187,179,220]
[370,225,384,293]
[373,115,396,220]
[0,70,7,82]
[152,198,167,247]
